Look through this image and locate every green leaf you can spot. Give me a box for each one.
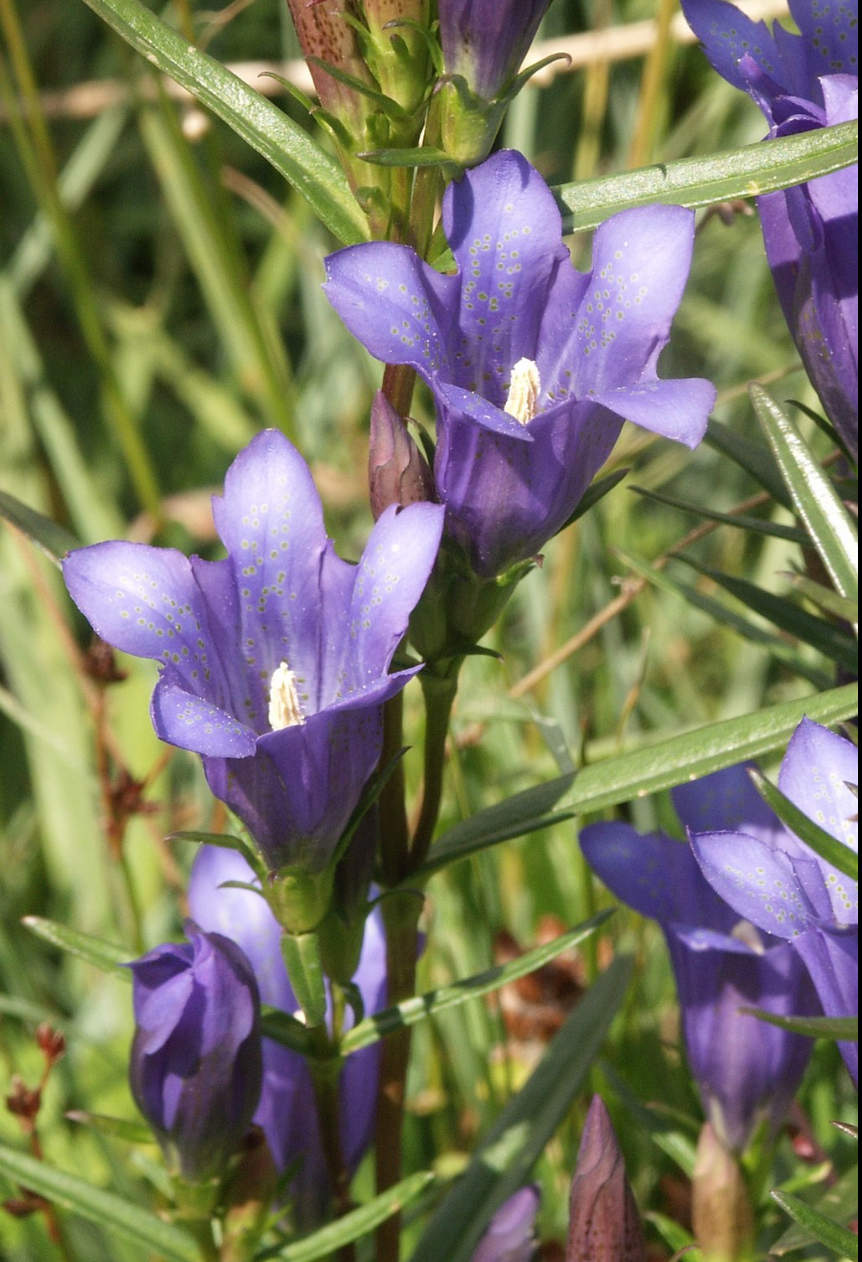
[749,767,858,882]
[784,572,860,623]
[771,1167,859,1255]
[357,145,458,169]
[619,550,830,688]
[259,1008,315,1057]
[418,774,575,879]
[0,489,79,564]
[280,932,327,1028]
[554,468,630,535]
[705,418,792,509]
[0,1145,200,1261]
[565,683,859,815]
[676,555,858,672]
[410,956,633,1262]
[65,1111,154,1144]
[555,120,859,233]
[629,485,810,545]
[339,910,612,1054]
[78,0,368,245]
[738,1008,858,1041]
[257,1171,435,1261]
[751,384,859,603]
[22,916,131,978]
[770,1188,858,1259]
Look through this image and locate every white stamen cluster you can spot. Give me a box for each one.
[504,357,541,425]
[268,661,305,731]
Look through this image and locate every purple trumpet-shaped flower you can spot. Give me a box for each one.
[438,0,551,101]
[128,923,263,1184]
[325,150,715,578]
[63,430,444,891]
[683,0,858,458]
[470,1186,540,1262]
[565,1096,646,1262]
[188,844,386,1226]
[688,718,859,1084]
[581,802,820,1152]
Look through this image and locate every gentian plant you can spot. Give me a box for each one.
[63,429,444,932]
[565,1096,646,1262]
[683,0,859,458]
[689,718,859,1084]
[325,149,715,591]
[128,924,263,1191]
[581,782,820,1153]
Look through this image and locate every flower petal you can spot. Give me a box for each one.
[681,0,783,92]
[63,541,222,698]
[580,822,737,931]
[570,205,701,397]
[212,429,332,726]
[793,923,858,1084]
[151,679,257,757]
[690,830,827,938]
[323,244,456,380]
[788,0,859,79]
[672,763,785,844]
[441,150,569,407]
[590,377,715,447]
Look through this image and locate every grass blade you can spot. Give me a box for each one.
[770,1189,858,1259]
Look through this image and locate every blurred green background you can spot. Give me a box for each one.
[0,1,854,1258]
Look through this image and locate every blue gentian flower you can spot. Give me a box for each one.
[581,785,820,1151]
[188,844,386,1225]
[324,150,715,577]
[566,1096,645,1262]
[688,718,859,1084]
[438,0,552,101]
[63,430,444,884]
[471,1186,540,1262]
[128,923,263,1183]
[683,0,858,458]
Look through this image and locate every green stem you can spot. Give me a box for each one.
[410,663,461,868]
[308,1025,355,1262]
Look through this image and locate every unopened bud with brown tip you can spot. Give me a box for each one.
[36,1025,66,1066]
[566,1096,646,1262]
[369,390,435,519]
[692,1123,755,1262]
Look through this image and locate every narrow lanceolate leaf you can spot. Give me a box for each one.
[0,490,79,564]
[65,1112,153,1144]
[258,1172,435,1261]
[0,1146,200,1261]
[705,418,792,510]
[751,384,859,605]
[78,0,369,245]
[339,911,612,1054]
[676,555,858,672]
[629,485,810,545]
[410,956,633,1262]
[749,768,858,883]
[411,685,858,878]
[22,917,130,978]
[738,1008,858,1041]
[555,120,858,232]
[770,1189,859,1259]
[785,572,860,623]
[771,1168,859,1255]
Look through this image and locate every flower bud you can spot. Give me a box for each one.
[691,1123,755,1262]
[565,1096,646,1262]
[362,0,432,115]
[286,0,374,128]
[471,1186,540,1262]
[128,923,263,1184]
[369,391,435,519]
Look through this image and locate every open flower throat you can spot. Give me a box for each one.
[268,661,306,731]
[503,357,541,425]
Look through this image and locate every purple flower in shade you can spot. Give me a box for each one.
[682,0,858,458]
[566,1097,646,1262]
[470,1186,540,1262]
[580,803,820,1152]
[188,844,386,1225]
[63,430,444,892]
[128,923,263,1184]
[324,150,715,579]
[438,0,552,101]
[687,718,859,1084]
